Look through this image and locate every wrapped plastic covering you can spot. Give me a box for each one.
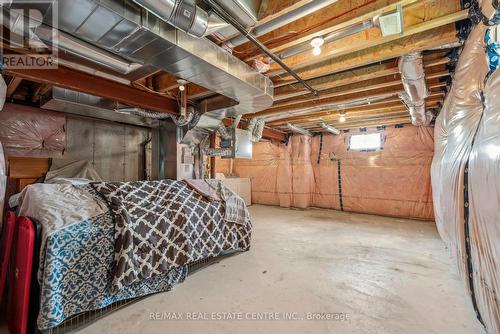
[431,14,500,333]
[217,126,434,220]
[0,104,65,157]
[0,142,5,223]
[431,23,489,281]
[468,65,500,334]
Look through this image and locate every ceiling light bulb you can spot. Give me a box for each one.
[312,47,321,56]
[179,85,186,92]
[310,37,325,48]
[339,112,347,123]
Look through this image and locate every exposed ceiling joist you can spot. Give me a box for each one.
[271,23,459,84]
[268,9,467,76]
[6,66,178,114]
[244,0,421,62]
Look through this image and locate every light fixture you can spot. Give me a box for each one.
[177,79,188,92]
[311,37,324,56]
[339,111,347,123]
[311,37,325,48]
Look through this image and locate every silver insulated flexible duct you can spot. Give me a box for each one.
[398,52,432,126]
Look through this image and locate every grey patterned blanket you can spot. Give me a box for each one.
[92,180,252,290]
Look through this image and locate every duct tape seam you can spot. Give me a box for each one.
[337,160,344,211]
[463,91,486,328]
[317,133,323,165]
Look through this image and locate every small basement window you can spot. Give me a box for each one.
[349,133,383,151]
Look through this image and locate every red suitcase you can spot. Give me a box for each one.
[8,217,36,334]
[0,211,16,304]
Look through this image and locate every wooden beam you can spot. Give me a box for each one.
[270,23,460,83]
[7,76,23,97]
[274,54,450,100]
[244,0,421,62]
[6,66,178,114]
[264,91,444,124]
[267,7,467,75]
[273,73,449,112]
[269,98,443,125]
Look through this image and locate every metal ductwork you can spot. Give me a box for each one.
[41,88,160,127]
[132,0,230,37]
[398,52,432,126]
[287,123,313,137]
[13,0,273,145]
[320,122,341,135]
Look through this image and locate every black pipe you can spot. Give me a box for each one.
[202,0,319,96]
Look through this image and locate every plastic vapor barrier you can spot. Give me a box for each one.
[218,126,434,220]
[431,4,500,332]
[0,104,66,158]
[0,142,5,224]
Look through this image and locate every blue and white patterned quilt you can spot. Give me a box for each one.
[38,211,188,330]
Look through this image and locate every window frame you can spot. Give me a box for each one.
[348,132,385,152]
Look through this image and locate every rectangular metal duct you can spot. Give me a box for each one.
[10,0,274,144]
[41,87,159,128]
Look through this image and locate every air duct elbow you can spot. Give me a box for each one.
[247,118,265,143]
[217,123,232,140]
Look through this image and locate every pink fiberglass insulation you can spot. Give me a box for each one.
[218,125,434,220]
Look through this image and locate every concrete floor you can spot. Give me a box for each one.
[70,205,483,334]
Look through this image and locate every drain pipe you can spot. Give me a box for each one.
[202,0,318,96]
[398,52,432,126]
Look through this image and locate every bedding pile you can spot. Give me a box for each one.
[14,179,251,330]
[92,179,252,290]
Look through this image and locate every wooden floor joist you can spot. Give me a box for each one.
[6,66,179,114]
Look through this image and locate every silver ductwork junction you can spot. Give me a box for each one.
[16,0,273,145]
[132,0,229,37]
[398,52,432,126]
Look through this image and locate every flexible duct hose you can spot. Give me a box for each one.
[115,106,197,127]
[247,118,266,142]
